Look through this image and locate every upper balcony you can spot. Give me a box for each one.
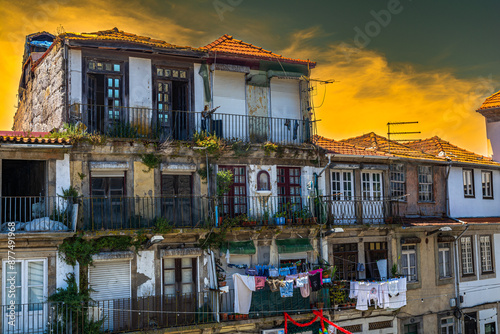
[70,103,312,145]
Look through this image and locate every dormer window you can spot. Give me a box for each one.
[257,171,270,191]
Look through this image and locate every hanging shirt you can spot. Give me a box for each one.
[232,273,256,314]
[269,267,279,277]
[267,278,286,292]
[255,276,266,290]
[349,281,359,299]
[367,283,379,308]
[388,278,407,309]
[279,267,291,276]
[355,282,370,311]
[280,280,294,298]
[298,273,310,297]
[309,272,322,292]
[378,282,390,309]
[296,275,308,288]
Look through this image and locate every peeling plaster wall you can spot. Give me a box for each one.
[14,43,66,131]
[129,57,152,108]
[136,250,155,297]
[56,153,71,194]
[56,251,79,289]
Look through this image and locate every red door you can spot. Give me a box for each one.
[218,166,247,218]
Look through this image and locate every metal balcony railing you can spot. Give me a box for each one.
[0,196,76,233]
[217,195,320,226]
[70,103,312,144]
[220,286,331,320]
[319,196,397,225]
[81,196,210,231]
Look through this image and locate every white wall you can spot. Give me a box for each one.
[486,120,500,162]
[56,251,79,289]
[128,57,152,108]
[136,250,155,297]
[55,153,70,194]
[448,167,500,217]
[193,63,205,112]
[68,49,82,105]
[459,234,500,308]
[479,308,497,334]
[270,78,300,119]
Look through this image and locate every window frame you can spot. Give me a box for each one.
[440,316,455,334]
[390,164,406,201]
[361,171,383,201]
[277,166,302,211]
[331,170,354,200]
[438,242,452,279]
[364,242,388,280]
[331,243,358,280]
[479,235,494,274]
[460,236,475,276]
[418,165,433,202]
[462,169,475,198]
[401,244,418,283]
[481,170,494,199]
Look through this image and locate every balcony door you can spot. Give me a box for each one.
[162,258,197,326]
[89,175,126,229]
[86,60,123,135]
[330,170,355,224]
[361,171,384,223]
[161,174,192,227]
[277,167,302,214]
[219,166,247,218]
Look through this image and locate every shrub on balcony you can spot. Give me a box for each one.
[193,131,226,156]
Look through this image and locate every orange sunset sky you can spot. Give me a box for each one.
[1,1,498,155]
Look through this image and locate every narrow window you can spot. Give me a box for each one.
[480,235,493,273]
[438,242,452,278]
[463,169,474,197]
[219,165,247,216]
[418,166,433,202]
[401,244,418,282]
[390,164,406,201]
[461,236,474,275]
[257,171,270,191]
[332,243,358,280]
[277,167,301,211]
[440,317,454,334]
[482,171,493,199]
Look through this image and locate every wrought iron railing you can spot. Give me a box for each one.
[0,196,75,232]
[220,286,330,321]
[70,103,312,144]
[319,196,397,225]
[81,196,210,231]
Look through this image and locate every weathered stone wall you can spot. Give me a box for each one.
[13,42,66,131]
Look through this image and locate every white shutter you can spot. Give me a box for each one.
[89,260,131,301]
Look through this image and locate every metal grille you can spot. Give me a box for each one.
[342,324,362,332]
[369,320,393,330]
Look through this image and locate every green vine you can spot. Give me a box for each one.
[275,144,286,158]
[216,170,234,197]
[197,165,214,181]
[140,152,161,172]
[231,141,251,157]
[152,217,174,234]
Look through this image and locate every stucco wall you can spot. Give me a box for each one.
[449,166,500,217]
[128,57,152,108]
[56,153,71,195]
[270,78,300,119]
[486,120,500,162]
[68,49,82,106]
[56,251,79,289]
[136,250,155,297]
[13,42,66,131]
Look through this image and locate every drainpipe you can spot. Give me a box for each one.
[317,154,332,263]
[445,160,452,216]
[453,223,469,334]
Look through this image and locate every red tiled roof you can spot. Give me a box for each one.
[407,136,500,166]
[313,135,391,157]
[203,34,315,66]
[60,27,202,52]
[0,131,71,145]
[341,132,444,161]
[400,217,463,227]
[478,90,500,110]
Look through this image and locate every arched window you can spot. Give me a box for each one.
[257,171,270,191]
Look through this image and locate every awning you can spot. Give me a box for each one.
[276,239,313,254]
[221,241,256,255]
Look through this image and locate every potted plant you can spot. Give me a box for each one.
[262,210,270,226]
[221,313,228,321]
[273,211,286,225]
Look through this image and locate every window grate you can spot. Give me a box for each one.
[342,324,362,333]
[369,320,393,330]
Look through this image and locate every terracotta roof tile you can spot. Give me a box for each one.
[60,27,202,52]
[313,135,391,157]
[203,34,315,66]
[0,131,71,145]
[407,136,500,166]
[399,217,462,227]
[478,90,500,110]
[341,132,444,161]
[457,217,500,224]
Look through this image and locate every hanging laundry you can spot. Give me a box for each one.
[280,280,294,298]
[300,275,310,297]
[232,273,256,315]
[269,267,279,277]
[349,281,359,299]
[245,267,258,276]
[279,267,291,276]
[286,274,299,288]
[388,277,407,309]
[296,274,308,288]
[255,276,266,290]
[228,263,248,269]
[267,278,286,292]
[378,281,390,309]
[309,272,322,292]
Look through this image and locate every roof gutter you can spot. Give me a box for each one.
[0,144,72,149]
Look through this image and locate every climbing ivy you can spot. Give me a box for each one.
[140,152,161,172]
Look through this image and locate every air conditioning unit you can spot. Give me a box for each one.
[261,329,284,334]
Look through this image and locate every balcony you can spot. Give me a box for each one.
[70,103,312,144]
[320,196,398,225]
[220,287,331,320]
[81,196,209,231]
[0,196,76,233]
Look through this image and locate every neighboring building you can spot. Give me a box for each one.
[477,90,500,161]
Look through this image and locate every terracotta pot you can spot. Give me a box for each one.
[228,314,235,321]
[295,218,303,225]
[218,281,227,287]
[316,302,324,309]
[221,313,228,321]
[243,314,249,320]
[286,218,293,225]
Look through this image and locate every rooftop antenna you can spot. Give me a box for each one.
[387,121,421,155]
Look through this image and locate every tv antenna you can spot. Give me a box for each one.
[387,121,421,155]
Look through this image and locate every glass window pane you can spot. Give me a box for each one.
[163,270,175,284]
[181,258,192,268]
[28,261,44,286]
[164,285,175,295]
[164,258,175,269]
[113,64,120,72]
[181,284,193,294]
[181,269,192,283]
[157,68,163,76]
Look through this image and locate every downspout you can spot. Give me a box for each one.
[64,41,69,124]
[317,154,332,263]
[445,160,452,217]
[453,223,469,334]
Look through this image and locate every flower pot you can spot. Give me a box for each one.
[228,314,235,321]
[286,218,293,225]
[316,302,324,309]
[221,313,228,321]
[243,314,249,320]
[218,281,227,287]
[295,218,303,225]
[275,217,285,225]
